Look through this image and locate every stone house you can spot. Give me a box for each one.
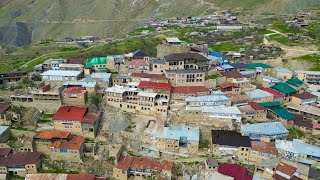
[291,92,317,106]
[105,80,171,117]
[142,121,199,156]
[286,78,308,93]
[85,73,112,87]
[165,69,206,87]
[271,83,297,103]
[112,74,130,87]
[0,149,41,177]
[49,135,85,163]
[272,68,293,80]
[152,59,166,73]
[58,64,84,71]
[292,114,320,136]
[219,83,241,94]
[113,156,173,180]
[220,71,250,88]
[63,81,97,93]
[128,60,150,73]
[52,106,101,139]
[249,141,278,163]
[42,58,66,71]
[32,131,71,155]
[259,101,295,126]
[227,94,248,106]
[295,70,320,85]
[171,86,209,100]
[287,103,320,136]
[0,103,11,125]
[84,57,114,74]
[241,122,289,141]
[30,83,63,104]
[248,102,267,122]
[246,63,272,76]
[261,88,284,102]
[256,75,280,88]
[245,89,274,103]
[276,139,320,167]
[130,49,150,61]
[211,130,251,161]
[205,159,219,171]
[163,53,210,71]
[62,87,88,106]
[0,126,10,143]
[185,92,231,108]
[130,73,167,84]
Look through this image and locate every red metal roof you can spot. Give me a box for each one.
[172,86,208,94]
[0,103,11,114]
[33,131,71,140]
[0,148,12,157]
[313,123,320,129]
[220,71,245,78]
[82,113,99,124]
[52,106,88,121]
[64,87,87,94]
[130,73,167,80]
[292,92,317,100]
[0,152,41,166]
[220,83,240,89]
[218,164,253,180]
[276,163,297,176]
[138,81,172,91]
[248,102,267,111]
[67,58,83,65]
[113,156,173,172]
[261,88,284,98]
[50,136,85,150]
[129,60,150,66]
[67,174,96,180]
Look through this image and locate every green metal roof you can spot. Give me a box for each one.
[286,77,304,87]
[271,83,297,94]
[85,57,107,68]
[259,101,282,107]
[270,107,295,120]
[246,63,272,69]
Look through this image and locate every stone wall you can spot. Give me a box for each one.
[156,44,189,58]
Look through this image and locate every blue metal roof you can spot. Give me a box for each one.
[242,122,288,135]
[210,52,223,57]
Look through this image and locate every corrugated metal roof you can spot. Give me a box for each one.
[242,122,288,135]
[245,89,273,99]
[41,70,81,77]
[271,83,297,94]
[0,126,9,135]
[185,93,229,102]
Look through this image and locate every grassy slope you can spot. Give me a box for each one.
[0,0,319,41]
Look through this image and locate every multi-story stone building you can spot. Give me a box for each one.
[105,80,171,117]
[165,69,205,87]
[113,156,173,180]
[0,149,41,177]
[112,74,131,87]
[163,53,210,71]
[142,120,199,157]
[291,92,317,106]
[52,106,101,139]
[49,135,85,163]
[219,83,241,94]
[62,87,88,106]
[245,89,274,103]
[249,141,278,163]
[272,68,293,80]
[220,71,250,88]
[33,131,71,155]
[276,139,320,166]
[211,130,251,161]
[296,70,320,84]
[241,122,289,141]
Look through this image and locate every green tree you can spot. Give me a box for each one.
[89,93,102,108]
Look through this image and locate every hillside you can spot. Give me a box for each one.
[0,0,319,46]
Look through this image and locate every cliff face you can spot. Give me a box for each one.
[0,0,318,46]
